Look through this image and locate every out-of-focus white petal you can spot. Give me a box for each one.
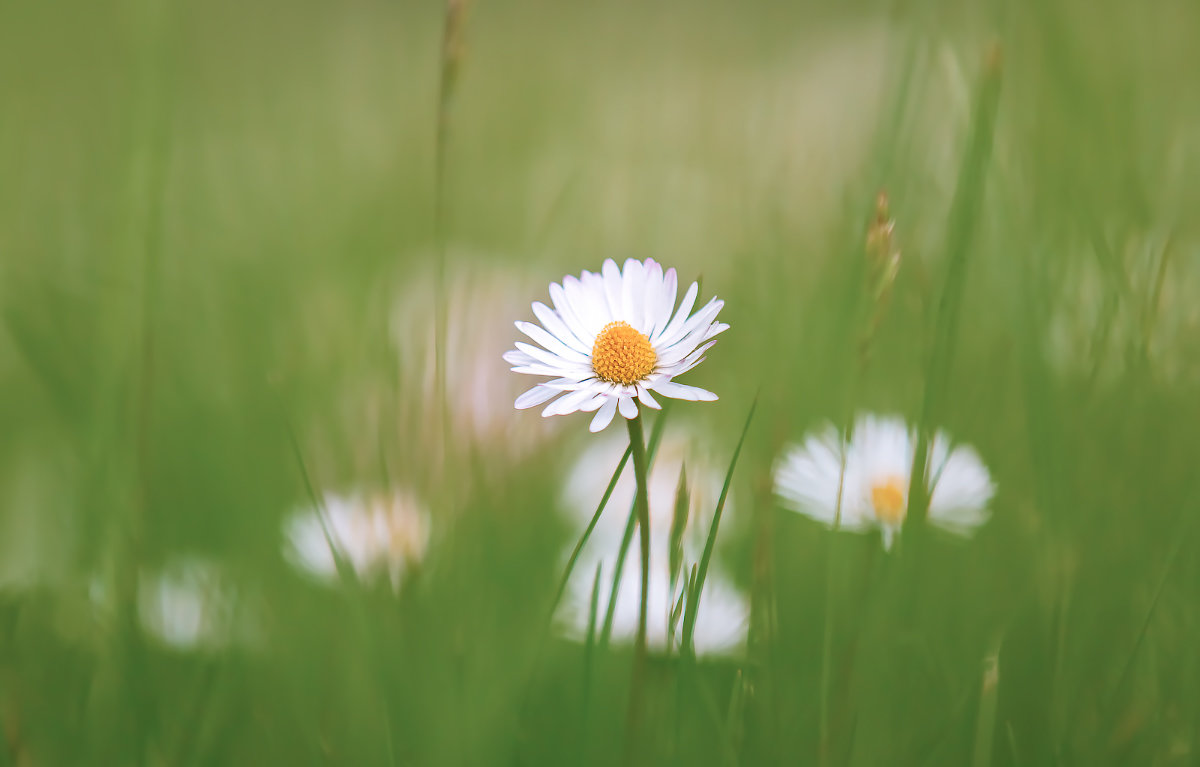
[284,490,430,592]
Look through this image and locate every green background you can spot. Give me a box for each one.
[1,0,1197,764]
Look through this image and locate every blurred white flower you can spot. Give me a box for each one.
[391,258,560,460]
[774,413,995,550]
[284,490,429,592]
[505,258,727,433]
[137,559,252,652]
[557,430,748,656]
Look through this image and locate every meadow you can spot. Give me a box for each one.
[1,0,1198,764]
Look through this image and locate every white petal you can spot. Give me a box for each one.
[658,337,716,369]
[589,397,619,432]
[514,341,587,373]
[851,414,914,482]
[538,376,598,391]
[564,273,609,335]
[516,321,591,364]
[880,526,897,551]
[543,387,599,417]
[636,386,661,410]
[706,321,730,337]
[617,395,638,420]
[532,301,590,353]
[621,259,646,333]
[502,349,535,366]
[550,282,598,347]
[511,363,586,377]
[602,259,624,322]
[674,341,717,374]
[657,297,724,351]
[774,428,875,533]
[515,385,559,410]
[648,267,678,339]
[641,260,664,333]
[651,380,718,402]
[578,392,609,412]
[927,439,995,536]
[653,281,698,344]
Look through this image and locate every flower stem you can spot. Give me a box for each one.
[818,441,848,765]
[624,409,652,756]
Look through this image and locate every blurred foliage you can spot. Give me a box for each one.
[1,0,1198,764]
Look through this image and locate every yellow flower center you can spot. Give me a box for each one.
[591,321,658,385]
[870,475,908,525]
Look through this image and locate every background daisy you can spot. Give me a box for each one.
[135,558,250,652]
[775,413,996,549]
[505,258,728,432]
[557,431,749,655]
[284,489,430,592]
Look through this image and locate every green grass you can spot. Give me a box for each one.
[2,0,1199,764]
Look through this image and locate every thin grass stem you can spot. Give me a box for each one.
[433,0,467,485]
[971,641,1002,767]
[681,396,758,656]
[905,42,1003,536]
[817,425,850,767]
[548,445,632,620]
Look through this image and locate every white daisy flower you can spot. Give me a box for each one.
[504,258,728,433]
[558,431,749,656]
[774,413,995,550]
[284,490,430,592]
[134,558,256,653]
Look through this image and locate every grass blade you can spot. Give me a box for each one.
[548,444,632,619]
[905,42,1004,532]
[971,641,1002,767]
[681,395,758,657]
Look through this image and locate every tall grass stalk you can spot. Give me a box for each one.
[113,1,177,761]
[548,446,632,619]
[971,642,1002,767]
[680,396,757,656]
[904,42,1003,536]
[817,438,849,766]
[433,0,467,483]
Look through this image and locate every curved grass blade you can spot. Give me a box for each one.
[905,43,1004,533]
[681,395,758,657]
[547,444,632,619]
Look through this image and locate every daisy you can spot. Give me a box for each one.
[557,432,749,655]
[504,258,728,433]
[774,413,995,550]
[284,490,430,592]
[133,558,258,652]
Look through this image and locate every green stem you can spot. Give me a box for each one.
[818,440,849,766]
[624,410,652,757]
